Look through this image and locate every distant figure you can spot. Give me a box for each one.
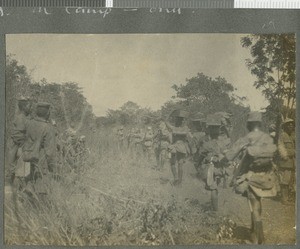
[165,109,192,186]
[8,97,32,189]
[22,102,56,199]
[277,118,295,204]
[143,126,154,159]
[215,112,232,139]
[224,112,277,244]
[190,112,207,173]
[153,120,171,170]
[116,126,125,149]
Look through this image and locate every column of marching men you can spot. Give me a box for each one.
[114,108,295,245]
[8,97,295,245]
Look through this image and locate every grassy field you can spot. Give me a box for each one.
[4,129,296,246]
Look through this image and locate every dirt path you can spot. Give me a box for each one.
[4,155,295,245]
[160,160,296,244]
[85,157,295,245]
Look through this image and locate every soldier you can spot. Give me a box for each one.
[215,112,233,187]
[277,118,295,204]
[190,112,207,172]
[133,128,144,155]
[22,102,56,199]
[143,126,154,159]
[8,97,32,188]
[198,114,231,211]
[223,112,277,244]
[165,109,191,186]
[215,111,232,139]
[117,126,125,149]
[153,120,171,170]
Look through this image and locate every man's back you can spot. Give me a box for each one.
[24,117,56,173]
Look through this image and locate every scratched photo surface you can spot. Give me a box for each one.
[4,34,296,246]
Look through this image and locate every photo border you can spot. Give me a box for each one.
[0,7,299,249]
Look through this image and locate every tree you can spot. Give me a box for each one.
[241,34,296,142]
[5,55,33,134]
[170,73,249,140]
[5,56,96,135]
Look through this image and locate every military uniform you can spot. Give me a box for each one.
[8,98,32,188]
[153,121,171,170]
[224,112,277,244]
[23,102,56,195]
[200,133,231,190]
[128,128,144,155]
[215,112,232,138]
[166,109,191,185]
[143,127,154,159]
[117,127,125,149]
[190,112,207,171]
[225,130,277,197]
[277,119,295,203]
[197,114,231,211]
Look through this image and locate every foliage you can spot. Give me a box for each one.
[98,101,160,128]
[5,55,96,135]
[241,34,296,141]
[5,129,232,246]
[5,55,33,134]
[166,73,250,141]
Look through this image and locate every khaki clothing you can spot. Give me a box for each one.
[225,130,277,197]
[200,136,231,190]
[278,131,295,169]
[11,113,29,145]
[277,131,295,189]
[190,132,206,154]
[23,117,56,193]
[168,125,192,155]
[8,113,31,176]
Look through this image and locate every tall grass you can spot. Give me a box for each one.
[5,128,232,246]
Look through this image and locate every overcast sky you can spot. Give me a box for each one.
[6,34,268,116]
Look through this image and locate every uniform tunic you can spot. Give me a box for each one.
[168,125,191,155]
[277,131,295,186]
[8,113,30,175]
[200,135,231,190]
[23,117,56,193]
[225,130,277,197]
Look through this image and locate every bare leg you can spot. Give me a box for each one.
[248,189,264,244]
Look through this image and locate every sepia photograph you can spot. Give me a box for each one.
[4,33,296,246]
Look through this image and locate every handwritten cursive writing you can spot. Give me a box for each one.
[65,7,112,18]
[33,7,52,15]
[149,8,181,14]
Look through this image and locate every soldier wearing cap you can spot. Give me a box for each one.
[277,118,295,204]
[198,113,231,212]
[8,97,32,187]
[223,112,277,244]
[22,102,56,198]
[165,109,192,186]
